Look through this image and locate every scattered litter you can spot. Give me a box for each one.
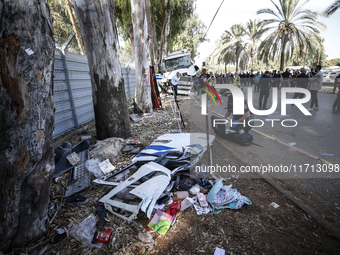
[130,113,143,122]
[136,232,154,248]
[98,159,116,175]
[176,191,189,199]
[51,228,68,244]
[92,230,112,244]
[85,158,103,178]
[153,203,166,210]
[25,48,34,55]
[69,214,102,248]
[186,196,210,215]
[81,135,92,141]
[214,247,226,255]
[207,180,251,214]
[189,184,200,195]
[66,152,80,165]
[48,204,56,215]
[148,209,174,235]
[96,204,106,227]
[90,137,124,161]
[180,198,192,211]
[65,194,89,205]
[288,143,296,146]
[121,143,144,155]
[197,192,208,207]
[270,202,280,209]
[319,152,335,156]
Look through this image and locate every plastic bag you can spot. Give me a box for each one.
[189,184,200,195]
[85,158,103,178]
[69,214,102,248]
[147,209,174,235]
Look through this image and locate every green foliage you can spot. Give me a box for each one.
[256,0,325,71]
[328,58,340,66]
[115,0,195,51]
[171,13,207,59]
[49,0,82,53]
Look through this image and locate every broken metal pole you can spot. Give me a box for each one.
[202,62,212,167]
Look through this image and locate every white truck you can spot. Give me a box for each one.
[157,49,198,95]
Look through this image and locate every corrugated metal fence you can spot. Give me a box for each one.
[53,49,135,138]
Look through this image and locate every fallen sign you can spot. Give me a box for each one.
[98,162,171,222]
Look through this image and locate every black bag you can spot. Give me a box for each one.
[172,174,202,191]
[211,115,253,146]
[232,133,253,146]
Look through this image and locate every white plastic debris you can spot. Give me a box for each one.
[270,202,280,209]
[98,159,115,175]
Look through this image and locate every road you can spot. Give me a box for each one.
[180,83,340,236]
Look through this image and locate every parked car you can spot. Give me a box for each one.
[330,71,340,82]
[323,71,332,85]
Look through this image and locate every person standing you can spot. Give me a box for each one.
[308,65,323,111]
[233,72,241,88]
[254,71,261,92]
[259,71,271,110]
[292,69,308,102]
[171,72,181,101]
[332,74,340,114]
[281,68,291,88]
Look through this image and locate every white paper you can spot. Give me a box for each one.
[25,48,34,55]
[153,203,165,210]
[98,159,115,174]
[214,247,226,255]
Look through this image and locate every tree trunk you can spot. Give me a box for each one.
[164,15,170,56]
[0,0,55,251]
[145,0,154,66]
[65,0,85,55]
[151,14,159,72]
[73,0,131,139]
[158,0,168,64]
[131,0,152,113]
[280,37,286,71]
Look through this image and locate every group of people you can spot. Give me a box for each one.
[223,65,340,135]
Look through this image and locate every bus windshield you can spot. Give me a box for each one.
[162,55,191,72]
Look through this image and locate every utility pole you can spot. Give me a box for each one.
[203,62,212,167]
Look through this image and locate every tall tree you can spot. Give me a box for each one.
[115,0,195,64]
[257,0,325,71]
[131,0,152,113]
[244,19,264,72]
[172,13,207,59]
[65,0,85,55]
[223,24,246,71]
[324,0,340,16]
[0,0,55,251]
[73,0,131,139]
[49,0,83,53]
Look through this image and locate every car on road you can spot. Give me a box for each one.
[330,71,340,82]
[323,71,333,85]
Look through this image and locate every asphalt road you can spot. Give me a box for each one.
[181,83,340,235]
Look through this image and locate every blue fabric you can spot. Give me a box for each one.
[207,180,252,214]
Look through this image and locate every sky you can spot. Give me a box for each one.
[193,0,340,68]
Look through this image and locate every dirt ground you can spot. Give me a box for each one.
[13,95,340,255]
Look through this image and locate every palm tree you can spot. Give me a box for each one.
[324,0,340,16]
[256,0,325,71]
[222,24,247,71]
[244,19,265,72]
[209,35,234,72]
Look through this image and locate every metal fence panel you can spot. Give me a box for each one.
[53,49,136,138]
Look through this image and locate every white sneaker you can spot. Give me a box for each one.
[307,108,313,111]
[239,130,245,134]
[314,107,319,110]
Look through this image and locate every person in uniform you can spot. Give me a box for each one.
[332,74,340,114]
[259,71,271,110]
[224,95,252,134]
[171,72,181,101]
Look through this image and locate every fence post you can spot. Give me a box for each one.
[60,33,79,128]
